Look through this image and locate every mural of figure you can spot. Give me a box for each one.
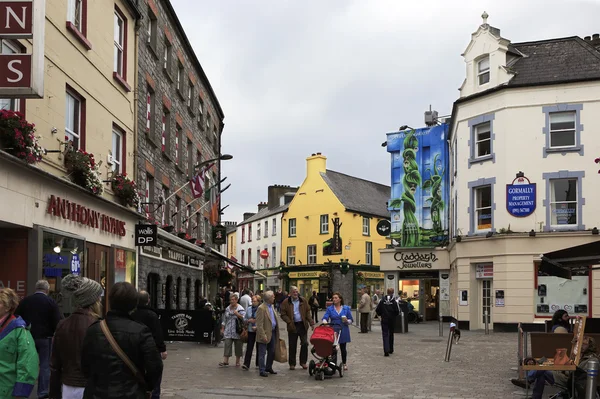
[423,153,445,233]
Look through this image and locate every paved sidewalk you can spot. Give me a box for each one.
[159,317,537,399]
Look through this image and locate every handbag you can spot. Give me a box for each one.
[275,338,288,363]
[235,315,244,335]
[553,348,571,365]
[100,320,152,399]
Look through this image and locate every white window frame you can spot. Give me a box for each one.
[185,205,191,232]
[67,0,83,31]
[187,81,193,108]
[65,91,82,149]
[197,99,203,124]
[477,56,490,85]
[257,223,261,240]
[163,40,171,71]
[550,178,578,227]
[175,197,181,231]
[111,128,123,173]
[113,11,125,76]
[362,217,370,236]
[475,186,492,231]
[365,242,372,265]
[272,218,277,235]
[320,214,329,234]
[549,112,576,149]
[289,218,296,237]
[287,246,296,265]
[307,245,317,264]
[177,63,183,91]
[475,122,491,158]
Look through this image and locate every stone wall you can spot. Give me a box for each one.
[331,269,355,308]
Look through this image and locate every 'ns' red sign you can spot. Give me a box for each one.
[0,54,31,87]
[0,1,34,37]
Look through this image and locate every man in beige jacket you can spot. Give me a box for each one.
[358,288,371,333]
[256,290,281,377]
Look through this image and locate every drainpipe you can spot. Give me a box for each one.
[132,16,141,193]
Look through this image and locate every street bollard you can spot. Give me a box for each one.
[585,358,599,399]
[444,323,455,362]
[439,314,443,337]
[400,311,406,333]
[484,311,489,335]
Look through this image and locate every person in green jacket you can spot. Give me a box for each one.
[0,288,39,399]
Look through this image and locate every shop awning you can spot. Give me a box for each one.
[539,240,600,279]
[205,247,266,278]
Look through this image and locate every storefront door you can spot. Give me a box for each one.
[85,243,111,312]
[481,279,493,328]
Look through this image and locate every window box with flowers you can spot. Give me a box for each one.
[0,110,44,164]
[161,225,174,233]
[176,229,188,239]
[63,145,103,195]
[111,173,140,208]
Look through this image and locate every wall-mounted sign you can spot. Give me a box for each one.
[140,245,202,269]
[440,273,450,301]
[376,220,391,236]
[506,174,536,217]
[475,263,493,279]
[260,250,269,259]
[70,254,80,275]
[459,290,468,306]
[288,271,321,279]
[46,195,126,237]
[361,272,385,279]
[212,225,226,245]
[394,252,438,269]
[0,0,45,98]
[495,290,505,307]
[135,224,157,246]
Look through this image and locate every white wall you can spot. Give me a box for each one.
[236,212,284,270]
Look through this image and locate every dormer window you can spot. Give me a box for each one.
[478,56,490,85]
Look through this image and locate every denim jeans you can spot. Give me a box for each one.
[528,370,555,399]
[151,371,162,399]
[258,330,276,373]
[35,338,52,398]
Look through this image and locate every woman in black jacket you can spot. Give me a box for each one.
[81,282,163,399]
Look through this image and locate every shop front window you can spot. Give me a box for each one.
[535,264,589,317]
[114,248,136,285]
[42,231,85,316]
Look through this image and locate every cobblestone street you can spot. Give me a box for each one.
[159,314,535,399]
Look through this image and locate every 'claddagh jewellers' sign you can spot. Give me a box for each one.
[394,252,438,269]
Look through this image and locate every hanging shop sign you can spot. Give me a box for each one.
[135,224,158,246]
[475,263,493,279]
[376,220,391,236]
[140,245,202,269]
[506,174,536,217]
[212,225,226,245]
[394,252,438,269]
[0,0,45,98]
[260,249,269,259]
[46,195,126,237]
[288,271,321,279]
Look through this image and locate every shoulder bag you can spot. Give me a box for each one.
[100,320,152,399]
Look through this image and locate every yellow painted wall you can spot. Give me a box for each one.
[22,0,137,201]
[282,154,388,267]
[227,230,236,259]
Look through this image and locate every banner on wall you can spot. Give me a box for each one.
[386,124,449,248]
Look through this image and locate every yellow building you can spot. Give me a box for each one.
[281,153,389,306]
[0,0,142,311]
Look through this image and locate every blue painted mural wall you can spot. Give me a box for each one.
[386,124,449,248]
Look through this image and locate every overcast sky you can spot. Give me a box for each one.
[172,0,600,222]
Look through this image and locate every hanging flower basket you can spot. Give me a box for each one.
[278,272,288,280]
[111,173,140,208]
[356,271,366,285]
[64,146,103,195]
[187,237,196,244]
[0,110,43,164]
[204,263,219,280]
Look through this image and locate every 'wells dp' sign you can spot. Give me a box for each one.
[135,224,158,246]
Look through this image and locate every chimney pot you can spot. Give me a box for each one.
[593,33,600,40]
[311,153,316,156]
[585,36,592,41]
[317,152,321,155]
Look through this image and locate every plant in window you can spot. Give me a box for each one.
[389,130,422,247]
[0,110,44,164]
[110,173,139,207]
[422,153,445,234]
[64,144,103,195]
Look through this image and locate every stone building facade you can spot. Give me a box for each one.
[135,0,225,309]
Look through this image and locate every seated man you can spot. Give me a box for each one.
[512,336,598,399]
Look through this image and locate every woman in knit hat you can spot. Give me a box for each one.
[49,274,103,399]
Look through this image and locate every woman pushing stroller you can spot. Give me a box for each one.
[321,292,353,371]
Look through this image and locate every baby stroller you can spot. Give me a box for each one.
[308,323,344,381]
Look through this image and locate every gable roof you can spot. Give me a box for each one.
[320,170,390,218]
[237,203,289,227]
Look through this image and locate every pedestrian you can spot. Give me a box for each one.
[280,286,314,370]
[49,274,103,399]
[255,290,281,377]
[372,290,380,320]
[239,289,252,311]
[219,293,246,367]
[242,295,261,370]
[358,288,371,333]
[375,288,400,356]
[15,279,62,399]
[81,282,163,399]
[0,287,39,399]
[309,291,320,324]
[322,292,352,371]
[213,291,224,346]
[132,290,167,399]
[274,289,282,313]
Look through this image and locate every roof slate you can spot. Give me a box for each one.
[320,170,390,218]
[237,203,290,226]
[509,37,600,86]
